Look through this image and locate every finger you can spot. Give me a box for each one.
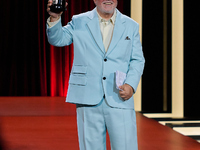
[119,93,127,99]
[120,94,125,99]
[48,0,52,6]
[119,92,130,101]
[119,86,125,91]
[119,85,123,89]
[121,96,128,101]
[47,2,52,12]
[119,94,124,99]
[47,3,52,7]
[119,90,125,95]
[120,94,126,98]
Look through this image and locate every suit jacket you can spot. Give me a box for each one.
[46,8,145,109]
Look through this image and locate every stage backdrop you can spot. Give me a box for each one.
[0,0,130,96]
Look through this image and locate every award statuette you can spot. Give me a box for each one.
[50,0,66,13]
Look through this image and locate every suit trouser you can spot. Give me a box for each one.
[76,98,138,150]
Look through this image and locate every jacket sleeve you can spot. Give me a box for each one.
[125,24,145,93]
[46,17,74,47]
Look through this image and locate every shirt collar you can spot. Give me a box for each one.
[96,9,117,25]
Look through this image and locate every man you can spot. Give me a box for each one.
[46,0,145,149]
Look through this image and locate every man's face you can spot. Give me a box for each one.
[94,0,118,17]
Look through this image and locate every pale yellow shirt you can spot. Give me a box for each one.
[97,10,117,52]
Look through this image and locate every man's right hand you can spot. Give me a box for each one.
[47,0,68,22]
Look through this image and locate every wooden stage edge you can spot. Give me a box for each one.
[0,97,200,150]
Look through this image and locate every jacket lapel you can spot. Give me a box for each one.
[87,9,105,54]
[86,8,126,55]
[106,10,126,56]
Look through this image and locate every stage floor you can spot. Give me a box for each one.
[0,97,200,150]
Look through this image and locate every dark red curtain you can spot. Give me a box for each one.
[0,0,129,96]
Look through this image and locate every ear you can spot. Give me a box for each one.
[93,0,97,5]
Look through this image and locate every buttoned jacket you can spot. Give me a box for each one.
[46,8,145,109]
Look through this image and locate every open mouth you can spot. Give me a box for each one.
[103,2,113,5]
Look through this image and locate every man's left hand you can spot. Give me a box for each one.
[119,84,134,101]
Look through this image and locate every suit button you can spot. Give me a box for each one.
[103,77,106,80]
[104,58,107,62]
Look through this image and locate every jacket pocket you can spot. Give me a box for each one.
[69,65,87,86]
[72,65,87,74]
[69,75,87,86]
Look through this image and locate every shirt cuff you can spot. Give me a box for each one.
[47,17,61,28]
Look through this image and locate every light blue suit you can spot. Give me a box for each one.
[47,8,145,150]
[47,8,145,108]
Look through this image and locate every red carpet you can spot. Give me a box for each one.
[0,97,199,150]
